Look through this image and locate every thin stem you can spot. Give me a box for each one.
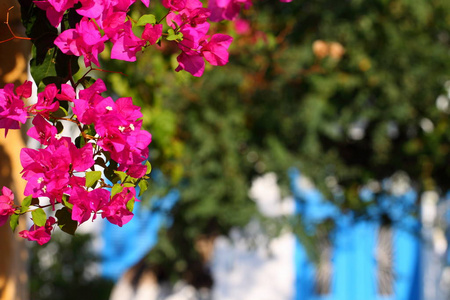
[158,10,171,24]
[0,7,32,44]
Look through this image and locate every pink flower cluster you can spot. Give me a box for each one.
[0,78,151,245]
[163,0,234,76]
[0,0,292,245]
[0,187,16,227]
[34,0,237,76]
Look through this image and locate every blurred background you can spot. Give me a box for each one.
[3,0,450,299]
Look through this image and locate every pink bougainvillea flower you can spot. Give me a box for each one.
[208,0,252,22]
[19,217,56,245]
[175,51,205,77]
[234,18,251,35]
[0,82,30,136]
[102,187,136,227]
[28,84,60,118]
[70,187,109,224]
[102,11,128,39]
[110,21,146,62]
[56,84,76,102]
[162,0,187,11]
[201,34,233,66]
[175,34,233,76]
[27,115,58,145]
[142,24,163,45]
[54,17,108,67]
[20,137,94,205]
[77,0,108,19]
[73,79,108,124]
[34,0,78,27]
[0,187,15,227]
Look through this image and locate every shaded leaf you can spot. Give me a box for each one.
[55,207,78,235]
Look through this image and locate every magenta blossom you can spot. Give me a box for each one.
[54,17,108,67]
[110,21,146,62]
[27,115,58,145]
[19,217,56,245]
[34,0,78,27]
[175,34,233,77]
[70,187,110,224]
[102,187,136,227]
[0,187,15,227]
[20,138,94,205]
[0,81,31,136]
[28,84,60,118]
[208,0,252,22]
[142,24,163,45]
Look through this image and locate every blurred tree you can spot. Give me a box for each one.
[100,0,450,283]
[29,233,114,300]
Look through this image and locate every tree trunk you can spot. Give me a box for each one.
[0,1,31,300]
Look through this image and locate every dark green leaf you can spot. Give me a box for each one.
[55,121,64,133]
[51,106,69,118]
[55,207,78,235]
[75,136,86,148]
[30,46,57,87]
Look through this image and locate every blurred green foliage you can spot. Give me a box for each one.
[99,0,450,282]
[29,233,114,300]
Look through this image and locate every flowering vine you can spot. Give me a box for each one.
[0,0,290,245]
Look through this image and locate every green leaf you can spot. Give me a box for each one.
[77,76,97,89]
[51,106,69,118]
[86,171,102,188]
[136,14,156,26]
[111,184,124,197]
[9,214,19,232]
[123,182,135,188]
[166,28,180,41]
[114,171,128,183]
[55,49,80,80]
[87,124,97,136]
[31,208,47,227]
[126,196,135,212]
[55,207,78,235]
[145,161,152,175]
[62,195,73,210]
[55,121,64,133]
[138,180,149,197]
[42,76,67,86]
[30,46,57,87]
[75,136,86,148]
[20,195,33,214]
